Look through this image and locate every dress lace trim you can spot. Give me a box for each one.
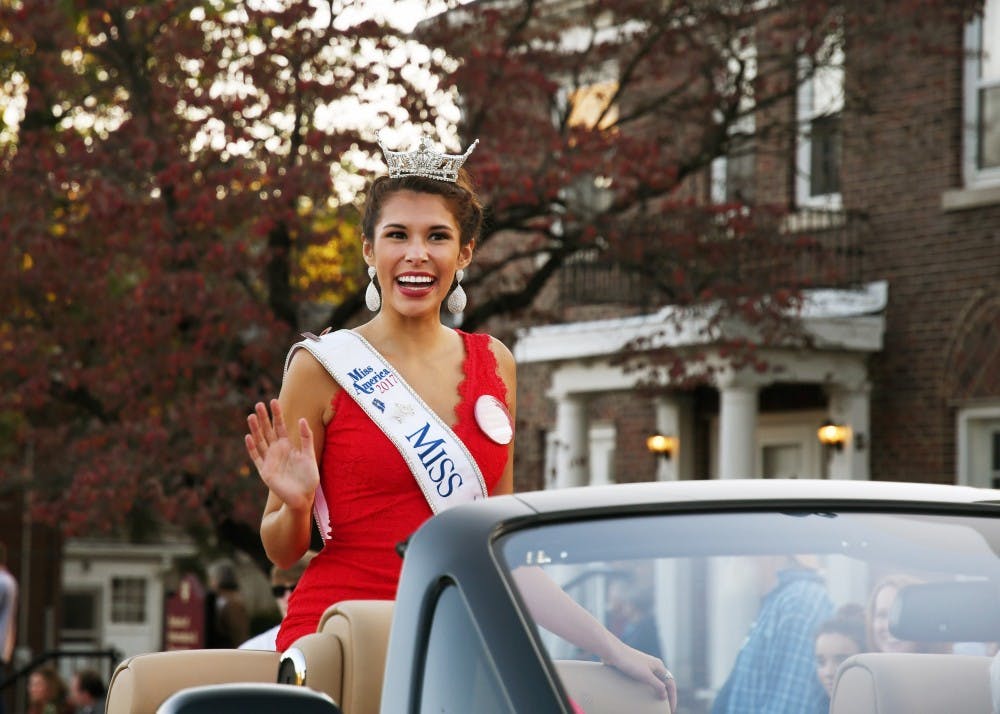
[453,330,507,435]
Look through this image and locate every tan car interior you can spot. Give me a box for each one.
[104,648,281,714]
[555,659,673,714]
[103,597,675,713]
[829,652,992,714]
[279,600,394,714]
[105,605,994,714]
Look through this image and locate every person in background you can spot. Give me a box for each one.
[813,603,867,711]
[205,559,250,648]
[68,668,105,714]
[239,551,317,650]
[27,665,70,714]
[711,555,834,714]
[607,580,663,662]
[866,574,951,654]
[0,541,17,714]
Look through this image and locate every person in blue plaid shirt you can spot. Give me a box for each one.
[711,556,834,714]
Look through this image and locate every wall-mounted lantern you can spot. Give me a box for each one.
[646,434,678,460]
[817,421,849,451]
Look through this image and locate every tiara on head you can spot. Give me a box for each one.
[376,131,479,183]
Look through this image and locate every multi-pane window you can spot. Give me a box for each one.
[956,407,1000,489]
[796,39,843,208]
[110,576,147,624]
[809,113,841,197]
[712,132,756,205]
[61,590,100,644]
[711,38,757,205]
[964,0,1000,186]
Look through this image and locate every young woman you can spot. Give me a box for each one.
[27,665,70,714]
[814,604,867,707]
[867,574,951,654]
[245,134,675,707]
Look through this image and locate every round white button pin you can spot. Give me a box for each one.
[474,395,513,445]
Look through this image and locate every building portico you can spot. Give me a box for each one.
[514,282,887,487]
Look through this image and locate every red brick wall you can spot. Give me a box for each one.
[501,8,1000,491]
[843,20,1000,483]
[508,360,555,493]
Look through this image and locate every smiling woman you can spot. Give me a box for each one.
[244,132,516,651]
[242,133,674,708]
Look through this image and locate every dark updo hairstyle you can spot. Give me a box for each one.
[815,603,867,652]
[361,169,483,247]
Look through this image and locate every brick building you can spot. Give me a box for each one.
[502,3,1000,493]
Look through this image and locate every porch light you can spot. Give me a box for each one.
[646,434,678,460]
[817,421,849,451]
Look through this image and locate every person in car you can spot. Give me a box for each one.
[205,560,250,649]
[813,603,867,709]
[245,132,675,707]
[866,574,951,654]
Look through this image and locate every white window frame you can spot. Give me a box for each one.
[544,422,616,488]
[795,42,844,210]
[60,588,103,646]
[711,38,758,205]
[956,403,1000,488]
[963,0,1000,189]
[588,422,616,486]
[711,114,757,206]
[110,576,148,624]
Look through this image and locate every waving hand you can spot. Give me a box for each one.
[245,399,319,512]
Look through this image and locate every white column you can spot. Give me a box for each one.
[554,395,589,489]
[652,395,694,481]
[718,381,759,479]
[652,396,679,481]
[707,381,767,691]
[826,382,871,480]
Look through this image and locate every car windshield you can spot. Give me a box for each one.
[498,508,1000,713]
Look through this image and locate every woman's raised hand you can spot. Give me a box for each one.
[245,399,319,512]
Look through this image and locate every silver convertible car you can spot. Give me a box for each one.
[105,479,1000,714]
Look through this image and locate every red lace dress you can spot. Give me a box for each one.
[275,330,510,651]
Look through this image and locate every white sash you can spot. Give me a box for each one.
[284,329,489,542]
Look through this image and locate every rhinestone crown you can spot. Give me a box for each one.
[377,132,479,183]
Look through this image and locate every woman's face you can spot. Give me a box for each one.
[28,672,49,702]
[815,632,861,696]
[872,585,917,653]
[364,190,472,319]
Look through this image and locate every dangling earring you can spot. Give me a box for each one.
[447,269,467,314]
[365,266,381,312]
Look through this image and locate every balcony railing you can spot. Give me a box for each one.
[558,252,654,308]
[558,208,866,309]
